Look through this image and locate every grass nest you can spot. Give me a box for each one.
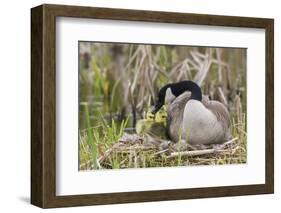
[80,132,246,170]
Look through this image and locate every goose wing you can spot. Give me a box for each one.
[203,100,231,139]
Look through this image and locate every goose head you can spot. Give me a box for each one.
[151,80,202,114]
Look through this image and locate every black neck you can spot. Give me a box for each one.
[171,80,202,101]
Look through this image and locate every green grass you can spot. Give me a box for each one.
[79,112,246,170]
[79,108,129,170]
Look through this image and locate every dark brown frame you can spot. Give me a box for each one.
[31,4,274,208]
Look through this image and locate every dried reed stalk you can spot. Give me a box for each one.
[167,138,238,158]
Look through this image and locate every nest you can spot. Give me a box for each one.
[82,133,242,170]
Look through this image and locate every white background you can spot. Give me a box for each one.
[0,0,279,212]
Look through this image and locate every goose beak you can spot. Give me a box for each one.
[151,102,163,114]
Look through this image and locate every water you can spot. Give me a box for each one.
[79,95,134,131]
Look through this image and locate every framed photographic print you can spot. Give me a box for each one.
[31,4,274,208]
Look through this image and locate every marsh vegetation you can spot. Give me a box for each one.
[79,42,247,170]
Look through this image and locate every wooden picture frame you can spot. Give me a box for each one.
[31,4,274,208]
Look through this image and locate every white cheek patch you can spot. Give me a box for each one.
[165,88,176,104]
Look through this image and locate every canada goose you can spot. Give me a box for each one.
[152,80,231,145]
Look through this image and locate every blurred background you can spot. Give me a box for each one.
[79,42,246,130]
